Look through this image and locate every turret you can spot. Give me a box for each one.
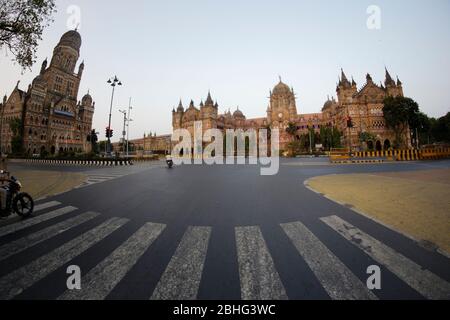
[40,58,48,75]
[78,60,85,78]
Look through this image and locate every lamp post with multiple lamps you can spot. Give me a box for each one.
[106,76,122,156]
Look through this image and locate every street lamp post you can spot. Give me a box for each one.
[106,76,122,157]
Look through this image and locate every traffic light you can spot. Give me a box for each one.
[347,117,354,128]
[105,127,114,138]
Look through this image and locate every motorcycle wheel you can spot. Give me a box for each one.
[13,193,34,218]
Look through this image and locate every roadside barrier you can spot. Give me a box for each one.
[11,158,134,166]
[352,148,450,162]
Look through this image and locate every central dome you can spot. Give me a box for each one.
[58,30,82,52]
[273,80,292,96]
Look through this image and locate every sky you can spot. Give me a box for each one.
[1,0,449,141]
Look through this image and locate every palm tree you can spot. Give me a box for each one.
[286,122,298,137]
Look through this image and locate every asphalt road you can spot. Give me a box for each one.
[0,159,449,300]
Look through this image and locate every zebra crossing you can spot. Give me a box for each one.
[77,172,130,188]
[77,162,164,188]
[0,201,449,300]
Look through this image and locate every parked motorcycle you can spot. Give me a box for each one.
[0,171,34,218]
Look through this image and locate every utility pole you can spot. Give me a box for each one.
[126,97,133,157]
[119,110,127,157]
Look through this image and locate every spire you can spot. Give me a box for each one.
[205,91,214,106]
[366,73,373,83]
[341,68,348,82]
[200,100,204,107]
[385,67,395,86]
[340,68,350,87]
[396,76,402,86]
[177,99,184,112]
[351,77,356,87]
[189,100,195,109]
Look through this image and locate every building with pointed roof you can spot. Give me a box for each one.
[323,69,409,151]
[172,70,411,153]
[0,30,95,155]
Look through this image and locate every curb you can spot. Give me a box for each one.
[303,178,450,259]
[10,159,134,167]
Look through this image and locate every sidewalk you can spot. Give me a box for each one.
[307,169,450,254]
[11,170,87,200]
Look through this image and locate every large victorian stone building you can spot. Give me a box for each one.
[0,30,94,155]
[322,69,409,151]
[171,69,409,152]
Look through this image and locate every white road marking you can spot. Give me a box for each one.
[34,201,61,212]
[0,211,100,261]
[235,226,288,300]
[281,221,377,300]
[59,222,166,300]
[0,217,128,300]
[0,206,77,238]
[321,215,450,300]
[151,226,211,300]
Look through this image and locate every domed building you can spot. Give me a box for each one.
[0,30,95,155]
[171,70,410,153]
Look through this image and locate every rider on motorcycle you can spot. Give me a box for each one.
[0,171,10,213]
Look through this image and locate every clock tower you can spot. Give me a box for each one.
[267,78,298,128]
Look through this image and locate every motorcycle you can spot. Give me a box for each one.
[166,158,174,169]
[0,171,34,218]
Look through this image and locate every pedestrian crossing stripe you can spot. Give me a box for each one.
[0,217,128,300]
[0,204,449,300]
[0,211,100,262]
[0,206,77,238]
[321,215,450,300]
[281,221,377,300]
[151,226,211,300]
[235,226,288,300]
[59,222,166,300]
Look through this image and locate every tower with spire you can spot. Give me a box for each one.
[200,91,218,130]
[0,29,95,155]
[337,69,357,103]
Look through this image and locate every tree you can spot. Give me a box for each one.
[321,126,342,150]
[0,0,56,69]
[383,96,420,148]
[359,131,377,150]
[431,112,450,143]
[286,122,298,137]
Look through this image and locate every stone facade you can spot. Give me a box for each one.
[172,69,411,152]
[322,69,410,151]
[0,30,94,155]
